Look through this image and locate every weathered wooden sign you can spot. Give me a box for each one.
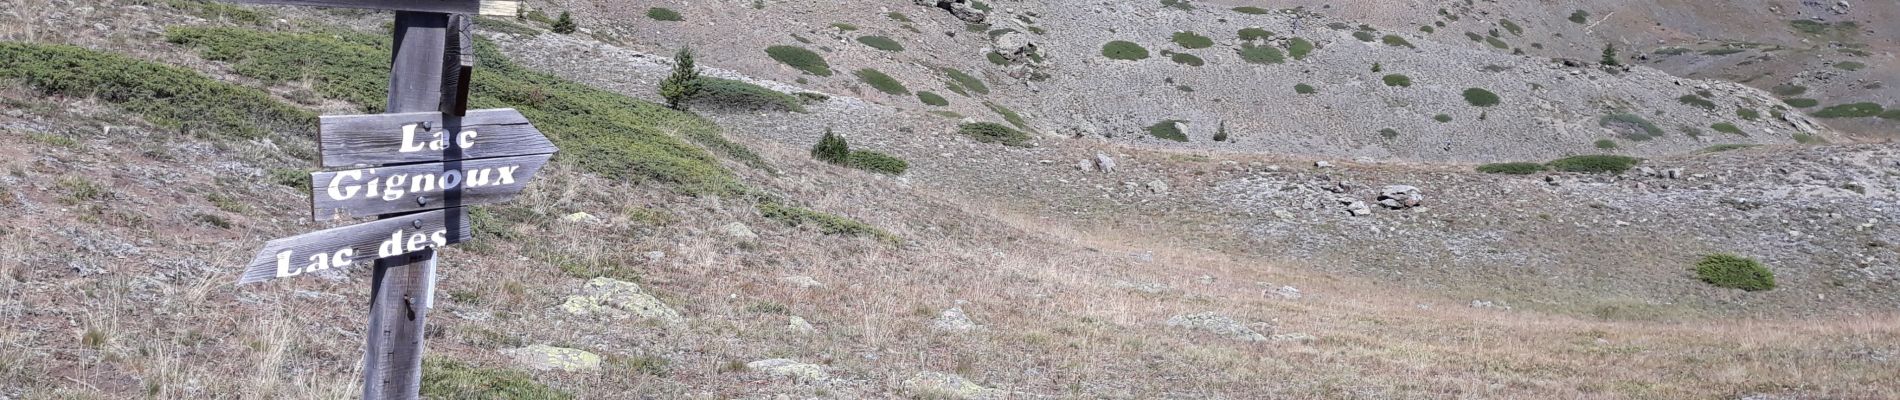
[225,0,519,16]
[318,109,556,168]
[239,208,472,284]
[310,153,552,220]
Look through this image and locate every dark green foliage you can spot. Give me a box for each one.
[1783,98,1819,108]
[958,122,1030,146]
[845,150,908,175]
[1788,20,1828,35]
[1499,19,1523,35]
[1598,114,1663,140]
[1170,52,1205,66]
[1287,37,1314,60]
[987,51,1011,65]
[857,35,904,52]
[1103,40,1151,60]
[1710,122,1744,135]
[1237,28,1272,41]
[1569,10,1589,24]
[1379,128,1399,139]
[1484,37,1509,49]
[1382,74,1412,87]
[0,41,314,140]
[1159,0,1194,10]
[766,45,832,76]
[552,11,577,34]
[1212,121,1229,142]
[1702,48,1745,56]
[421,358,573,399]
[1238,44,1285,64]
[1834,61,1866,71]
[164,0,272,26]
[811,129,849,163]
[1882,109,1900,120]
[659,47,702,110]
[1464,32,1484,42]
[757,201,897,242]
[646,7,683,21]
[1601,44,1621,66]
[917,91,948,106]
[1677,95,1715,110]
[1172,31,1214,49]
[1382,35,1415,49]
[1353,31,1376,42]
[1232,6,1269,14]
[887,12,911,22]
[1695,254,1775,291]
[1433,114,1452,123]
[1547,155,1641,174]
[1420,25,1435,33]
[832,23,860,31]
[984,101,1030,131]
[1462,88,1500,107]
[1595,139,1618,150]
[855,69,909,95]
[690,77,805,112]
[1477,162,1544,175]
[1812,103,1884,118]
[1736,108,1760,121]
[943,68,989,95]
[1147,120,1188,142]
[1294,83,1316,94]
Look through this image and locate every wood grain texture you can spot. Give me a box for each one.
[309,153,552,221]
[362,250,434,400]
[441,15,474,116]
[218,0,517,15]
[317,108,555,168]
[237,208,470,285]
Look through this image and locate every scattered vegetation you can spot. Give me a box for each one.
[811,129,848,163]
[943,68,989,95]
[1146,120,1189,142]
[1287,38,1314,60]
[0,41,314,140]
[854,69,909,95]
[766,45,832,76]
[1770,84,1808,97]
[984,101,1030,131]
[957,122,1031,147]
[1499,19,1523,36]
[1381,35,1416,49]
[1736,108,1760,121]
[1169,52,1205,66]
[1379,128,1399,139]
[1238,44,1285,64]
[692,78,804,112]
[857,36,905,52]
[646,7,683,21]
[1171,31,1214,49]
[1677,94,1716,110]
[1698,144,1758,153]
[421,358,572,399]
[1477,162,1545,175]
[1433,114,1452,123]
[1793,133,1826,145]
[1569,10,1590,24]
[1237,27,1272,41]
[1783,98,1819,108]
[1833,61,1866,71]
[1547,155,1641,174]
[1811,103,1884,118]
[1294,83,1316,94]
[1462,88,1500,107]
[1354,31,1377,42]
[1595,139,1619,150]
[1232,6,1269,14]
[1102,40,1151,60]
[1382,74,1412,87]
[1711,122,1744,135]
[1598,114,1664,141]
[551,11,577,34]
[916,91,949,106]
[1695,254,1775,291]
[659,47,702,110]
[846,150,909,175]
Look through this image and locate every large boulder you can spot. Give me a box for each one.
[1377,185,1424,209]
[916,0,987,23]
[560,277,686,326]
[992,31,1038,63]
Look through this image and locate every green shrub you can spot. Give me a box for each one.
[1547,155,1641,174]
[957,122,1031,147]
[691,77,804,112]
[1771,84,1808,96]
[1170,52,1205,66]
[3,41,314,140]
[1595,139,1618,149]
[1433,114,1452,123]
[1484,36,1509,49]
[1569,10,1589,24]
[1477,162,1544,175]
[1214,121,1230,141]
[1287,37,1314,60]
[659,47,702,110]
[887,12,911,22]
[766,45,832,76]
[1232,6,1269,14]
[1793,133,1827,144]
[811,129,849,163]
[1146,120,1189,142]
[1420,25,1435,34]
[1834,61,1866,71]
[916,91,948,106]
[1736,108,1760,121]
[845,150,908,175]
[1698,144,1757,153]
[757,201,896,242]
[1464,32,1484,42]
[831,23,859,31]
[1711,122,1744,135]
[854,68,909,95]
[984,101,1030,131]
[1382,35,1415,49]
[1882,109,1900,120]
[1462,88,1500,107]
[422,358,573,399]
[1102,40,1151,60]
[551,11,577,34]
[857,35,904,52]
[1294,83,1316,94]
[1702,48,1744,56]
[1695,254,1775,291]
[1353,31,1376,42]
[1172,31,1214,49]
[1382,74,1412,87]
[1499,19,1523,35]
[1677,95,1716,110]
[1238,44,1285,64]
[1811,102,1884,118]
[646,7,683,21]
[943,68,989,95]
[986,51,1011,65]
[1238,27,1272,41]
[1598,114,1663,140]
[165,0,272,25]
[1783,98,1819,108]
[1379,128,1399,139]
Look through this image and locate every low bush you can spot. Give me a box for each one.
[3,41,314,140]
[943,68,989,95]
[810,129,848,163]
[1238,44,1285,64]
[757,201,897,242]
[1379,128,1399,139]
[1711,122,1744,135]
[551,11,576,34]
[854,68,909,95]
[1677,94,1716,110]
[1882,109,1900,120]
[766,45,832,76]
[916,91,948,106]
[1771,84,1808,96]
[1287,37,1314,60]
[1294,83,1316,94]
[1834,61,1866,71]
[1736,108,1760,121]
[1353,31,1376,42]
[845,150,908,175]
[646,7,683,21]
[1102,40,1150,60]
[1598,114,1663,141]
[1499,19,1523,35]
[1477,162,1545,175]
[1595,139,1618,149]
[1382,74,1412,87]
[984,101,1030,131]
[957,122,1031,147]
[1782,98,1819,108]
[1463,88,1500,107]
[691,77,805,112]
[1547,155,1641,174]
[1237,27,1272,41]
[1146,120,1189,142]
[1484,37,1509,49]
[1698,144,1757,153]
[1170,52,1205,66]
[1811,102,1884,118]
[1172,31,1214,49]
[422,358,573,399]
[1433,114,1452,123]
[1232,6,1269,14]
[857,35,904,52]
[1569,10,1590,24]
[1382,35,1416,48]
[1695,254,1775,291]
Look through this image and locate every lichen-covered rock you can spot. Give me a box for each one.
[931,307,981,332]
[560,277,686,326]
[788,316,816,334]
[1166,312,1269,342]
[504,344,601,372]
[747,358,829,383]
[903,371,1011,399]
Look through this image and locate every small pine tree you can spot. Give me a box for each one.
[552,11,577,34]
[1212,121,1229,142]
[810,129,849,164]
[1600,43,1620,66]
[659,46,702,111]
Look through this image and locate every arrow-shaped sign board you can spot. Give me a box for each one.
[310,153,552,221]
[240,208,472,284]
[222,0,519,16]
[319,109,554,168]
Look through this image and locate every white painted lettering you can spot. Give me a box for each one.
[327,170,362,201]
[381,175,408,201]
[275,251,301,277]
[406,233,429,252]
[410,172,437,194]
[400,123,429,153]
[305,252,330,272]
[379,230,404,258]
[331,248,354,270]
[456,130,477,149]
[495,165,520,185]
[468,168,493,187]
[430,230,448,247]
[439,170,463,191]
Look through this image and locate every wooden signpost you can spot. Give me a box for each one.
[229,1,555,399]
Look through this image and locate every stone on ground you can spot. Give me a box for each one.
[931,307,981,332]
[503,344,602,372]
[1166,312,1270,341]
[560,277,687,326]
[747,358,829,383]
[903,371,1012,399]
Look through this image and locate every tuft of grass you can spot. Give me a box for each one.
[1294,83,1316,94]
[1783,98,1819,108]
[1499,19,1523,36]
[1287,37,1314,60]
[1381,35,1416,49]
[1598,114,1664,141]
[164,0,272,25]
[1736,108,1760,121]
[1792,133,1827,144]
[1677,95,1716,110]
[1711,122,1744,135]
[957,122,1030,147]
[1170,52,1205,67]
[1232,6,1269,14]
[1771,84,1808,96]
[1238,44,1285,64]
[2,41,314,140]
[1882,109,1900,120]
[1354,31,1377,42]
[58,177,109,204]
[1811,102,1884,118]
[1382,74,1412,87]
[1238,27,1272,41]
[1102,40,1150,60]
[942,68,989,95]
[854,69,909,95]
[692,77,806,112]
[831,23,859,31]
[765,45,832,76]
[916,91,949,107]
[845,150,909,175]
[757,201,897,242]
[646,7,683,21]
[1695,254,1774,291]
[1547,155,1640,174]
[1484,36,1509,50]
[1477,162,1544,175]
[1462,88,1500,107]
[1569,10,1590,24]
[1433,114,1452,123]
[422,358,573,399]
[983,101,1030,131]
[1378,128,1399,139]
[1171,31,1214,49]
[1595,139,1619,150]
[857,36,904,52]
[1146,120,1189,142]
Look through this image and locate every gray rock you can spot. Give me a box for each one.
[747,358,829,382]
[1377,185,1423,209]
[788,316,816,334]
[560,278,687,326]
[723,222,757,240]
[1166,312,1269,341]
[504,345,602,372]
[782,275,824,289]
[1314,161,1335,169]
[561,212,601,224]
[932,307,981,332]
[1145,179,1170,194]
[1093,152,1117,173]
